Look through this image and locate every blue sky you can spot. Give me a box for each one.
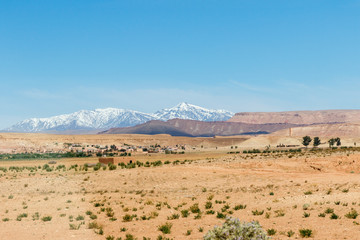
[1,0,360,128]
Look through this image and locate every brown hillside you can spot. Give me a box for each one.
[272,122,360,138]
[228,109,360,124]
[101,119,300,137]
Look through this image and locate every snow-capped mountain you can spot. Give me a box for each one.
[154,102,234,122]
[4,103,234,133]
[6,108,156,133]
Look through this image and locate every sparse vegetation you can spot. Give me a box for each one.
[204,217,269,239]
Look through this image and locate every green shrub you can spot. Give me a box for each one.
[88,221,101,229]
[158,222,172,234]
[325,208,334,214]
[125,234,135,240]
[69,223,80,230]
[252,210,264,216]
[167,213,179,220]
[181,209,189,218]
[299,229,312,238]
[108,163,117,170]
[345,209,358,219]
[216,212,226,219]
[267,228,276,236]
[204,217,269,240]
[287,230,295,237]
[190,203,200,213]
[234,204,246,210]
[41,216,52,222]
[205,201,212,209]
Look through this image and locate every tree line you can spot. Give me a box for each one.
[302,136,341,148]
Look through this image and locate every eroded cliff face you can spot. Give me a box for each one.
[227,110,360,125]
[271,122,360,137]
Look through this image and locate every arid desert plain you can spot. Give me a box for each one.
[1,133,360,239]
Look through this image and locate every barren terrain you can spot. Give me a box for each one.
[1,140,360,239]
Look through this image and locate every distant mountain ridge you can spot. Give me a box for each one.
[100,119,301,137]
[153,102,233,121]
[4,103,234,133]
[228,110,360,125]
[100,109,360,137]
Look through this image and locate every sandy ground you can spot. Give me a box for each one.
[1,149,360,239]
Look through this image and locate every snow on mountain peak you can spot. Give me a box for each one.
[154,103,234,122]
[5,103,234,133]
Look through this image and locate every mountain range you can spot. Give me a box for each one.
[4,103,234,133]
[100,109,360,137]
[101,119,300,137]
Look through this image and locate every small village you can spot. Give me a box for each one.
[0,142,187,157]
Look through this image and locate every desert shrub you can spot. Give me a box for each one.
[345,209,358,219]
[302,204,310,210]
[125,234,135,240]
[221,204,230,212]
[190,203,200,213]
[325,208,334,214]
[204,217,269,240]
[181,209,189,218]
[234,204,246,210]
[88,221,101,229]
[32,212,40,221]
[167,213,179,220]
[287,230,295,237]
[206,210,215,215]
[216,212,226,219]
[152,161,163,167]
[93,163,101,171]
[252,209,264,216]
[123,214,133,222]
[16,213,28,221]
[267,228,276,236]
[41,216,52,222]
[108,163,117,170]
[158,222,172,234]
[69,223,81,230]
[299,229,312,238]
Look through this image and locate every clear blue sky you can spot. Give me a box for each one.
[1,0,360,128]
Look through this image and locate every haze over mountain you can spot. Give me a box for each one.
[4,103,234,133]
